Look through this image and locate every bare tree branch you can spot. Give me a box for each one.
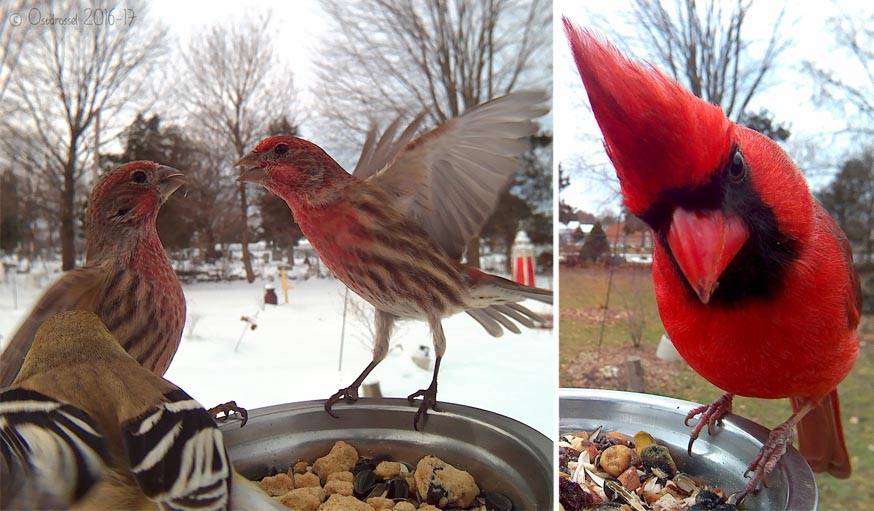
[315,0,550,161]
[626,0,789,121]
[805,11,874,137]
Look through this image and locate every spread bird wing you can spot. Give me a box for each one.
[352,112,426,179]
[0,266,107,387]
[366,91,549,259]
[0,387,110,509]
[122,388,233,511]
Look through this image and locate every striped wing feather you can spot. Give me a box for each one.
[123,388,232,511]
[0,387,110,510]
[0,266,106,387]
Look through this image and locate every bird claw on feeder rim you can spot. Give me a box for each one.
[209,400,249,427]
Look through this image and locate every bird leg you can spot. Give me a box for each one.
[737,400,816,504]
[685,393,734,455]
[408,357,442,431]
[324,360,380,417]
[208,401,249,427]
[407,317,445,431]
[325,310,395,418]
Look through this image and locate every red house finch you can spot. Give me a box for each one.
[564,22,859,501]
[237,91,552,429]
[0,161,187,388]
[0,311,283,510]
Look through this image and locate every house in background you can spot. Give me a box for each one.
[558,221,594,262]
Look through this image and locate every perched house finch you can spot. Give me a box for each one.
[237,91,553,429]
[564,22,859,500]
[0,311,283,510]
[0,161,187,386]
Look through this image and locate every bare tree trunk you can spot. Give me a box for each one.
[466,238,480,268]
[60,144,77,270]
[203,227,218,261]
[238,182,255,282]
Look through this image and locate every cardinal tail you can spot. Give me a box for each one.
[792,390,851,478]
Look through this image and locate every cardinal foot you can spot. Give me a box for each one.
[737,423,792,504]
[324,386,360,418]
[407,384,440,431]
[685,393,734,455]
[209,400,248,427]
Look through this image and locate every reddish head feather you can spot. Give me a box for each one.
[563,19,732,215]
[253,135,321,154]
[89,160,161,207]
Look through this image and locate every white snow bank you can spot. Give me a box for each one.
[0,275,554,436]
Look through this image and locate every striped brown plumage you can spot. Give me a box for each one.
[300,184,467,319]
[0,161,186,387]
[3,311,285,510]
[238,91,553,429]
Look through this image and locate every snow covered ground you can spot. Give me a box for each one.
[0,271,555,436]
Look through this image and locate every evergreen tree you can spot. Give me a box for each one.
[579,221,610,263]
[102,113,198,252]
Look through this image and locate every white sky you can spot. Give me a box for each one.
[555,0,873,215]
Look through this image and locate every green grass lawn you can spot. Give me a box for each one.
[560,265,874,511]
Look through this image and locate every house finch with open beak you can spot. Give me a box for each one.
[564,21,859,502]
[237,91,553,429]
[0,311,283,510]
[0,161,187,386]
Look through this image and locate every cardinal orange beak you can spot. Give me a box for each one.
[666,207,749,304]
[235,153,267,184]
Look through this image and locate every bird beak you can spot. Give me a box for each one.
[236,153,267,185]
[156,165,186,202]
[666,207,749,304]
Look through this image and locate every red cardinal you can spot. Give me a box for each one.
[0,162,187,387]
[564,21,860,500]
[237,92,552,429]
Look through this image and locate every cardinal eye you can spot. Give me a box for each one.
[131,170,148,183]
[274,143,289,156]
[728,150,747,183]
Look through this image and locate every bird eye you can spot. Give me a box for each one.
[274,143,289,156]
[728,150,747,183]
[131,170,148,183]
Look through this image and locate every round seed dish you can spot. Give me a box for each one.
[559,427,738,511]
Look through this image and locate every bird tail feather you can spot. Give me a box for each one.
[792,390,851,478]
[464,268,552,337]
